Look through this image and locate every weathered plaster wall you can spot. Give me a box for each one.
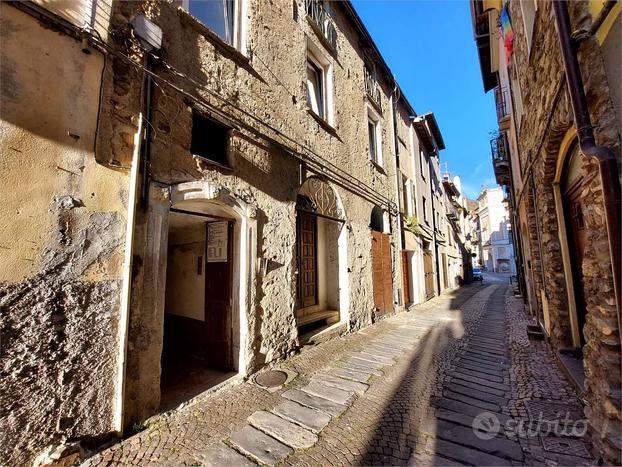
[0,5,128,465]
[115,0,401,425]
[509,0,621,462]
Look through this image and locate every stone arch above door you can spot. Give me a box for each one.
[296,177,345,221]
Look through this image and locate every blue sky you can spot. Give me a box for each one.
[352,0,498,199]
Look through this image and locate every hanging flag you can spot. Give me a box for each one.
[500,5,514,63]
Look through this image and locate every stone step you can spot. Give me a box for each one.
[248,411,318,449]
[296,309,339,327]
[272,400,331,434]
[229,426,292,466]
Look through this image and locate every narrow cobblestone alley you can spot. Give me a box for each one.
[83,279,594,466]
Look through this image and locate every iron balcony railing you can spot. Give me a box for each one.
[494,86,509,121]
[305,0,337,50]
[491,133,511,185]
[364,66,381,109]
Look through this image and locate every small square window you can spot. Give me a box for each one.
[190,112,230,167]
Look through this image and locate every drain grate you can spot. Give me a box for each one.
[524,400,584,422]
[541,435,592,458]
[254,370,288,389]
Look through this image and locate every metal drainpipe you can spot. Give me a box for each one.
[553,0,622,341]
[139,55,154,211]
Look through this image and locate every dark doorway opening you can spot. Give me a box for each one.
[160,212,236,410]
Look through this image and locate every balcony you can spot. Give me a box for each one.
[491,133,511,186]
[364,66,381,110]
[495,87,511,131]
[305,0,337,50]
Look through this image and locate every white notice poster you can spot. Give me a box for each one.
[207,221,228,262]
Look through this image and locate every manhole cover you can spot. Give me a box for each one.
[255,370,288,388]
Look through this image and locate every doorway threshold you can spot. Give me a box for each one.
[299,321,346,345]
[557,349,585,395]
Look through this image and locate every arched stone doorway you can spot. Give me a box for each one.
[295,177,348,341]
[159,181,255,410]
[554,140,587,349]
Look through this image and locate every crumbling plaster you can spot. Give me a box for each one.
[0,4,129,466]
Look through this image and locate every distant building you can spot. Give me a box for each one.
[476,187,515,273]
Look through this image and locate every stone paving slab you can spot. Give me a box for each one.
[271,400,331,434]
[448,372,510,391]
[449,378,507,397]
[198,441,257,467]
[346,355,387,370]
[281,389,348,417]
[435,397,512,425]
[335,360,383,376]
[327,367,372,383]
[433,439,511,466]
[445,382,507,405]
[436,420,523,461]
[453,367,505,383]
[229,425,293,466]
[457,361,505,376]
[443,389,502,412]
[356,351,395,365]
[311,373,368,395]
[248,411,318,449]
[300,381,354,405]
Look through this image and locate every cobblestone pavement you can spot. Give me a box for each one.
[83,281,593,466]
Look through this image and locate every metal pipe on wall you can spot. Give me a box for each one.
[553,0,622,342]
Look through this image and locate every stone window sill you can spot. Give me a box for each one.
[307,108,338,136]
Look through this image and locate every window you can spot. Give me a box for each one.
[420,149,427,178]
[184,0,246,50]
[521,0,537,54]
[423,197,428,223]
[306,44,333,125]
[307,60,325,118]
[190,112,230,167]
[368,107,382,166]
[409,125,417,171]
[402,177,415,217]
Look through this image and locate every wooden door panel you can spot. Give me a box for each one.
[297,212,318,309]
[401,251,411,304]
[371,231,393,314]
[204,221,234,370]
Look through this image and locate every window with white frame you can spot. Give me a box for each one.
[368,108,382,166]
[409,125,417,171]
[306,44,333,124]
[183,0,247,50]
[521,0,537,54]
[402,177,415,217]
[420,149,427,178]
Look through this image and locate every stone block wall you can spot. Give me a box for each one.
[508,0,621,462]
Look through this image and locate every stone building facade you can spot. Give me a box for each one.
[471,0,621,462]
[476,187,516,273]
[0,1,475,464]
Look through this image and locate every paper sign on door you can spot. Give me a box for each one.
[207,221,228,262]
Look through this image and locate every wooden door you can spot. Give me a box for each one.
[401,251,411,304]
[564,182,587,345]
[372,231,393,314]
[423,249,435,300]
[204,221,234,370]
[297,212,318,309]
